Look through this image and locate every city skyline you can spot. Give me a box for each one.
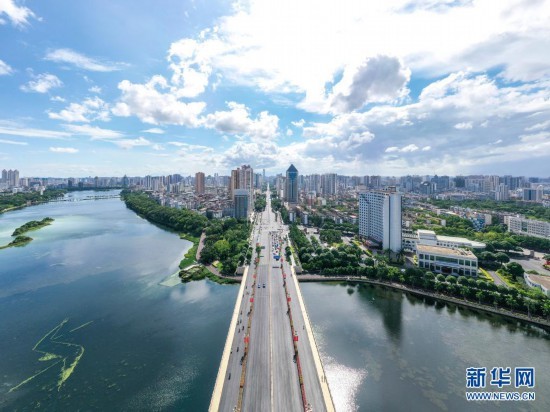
[1,1,550,177]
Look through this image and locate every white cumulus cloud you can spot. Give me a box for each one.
[0,0,38,27]
[112,76,206,126]
[203,101,279,140]
[328,55,410,113]
[0,59,13,75]
[20,73,63,93]
[454,121,473,130]
[49,96,110,123]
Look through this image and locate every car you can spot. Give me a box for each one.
[263,284,265,288]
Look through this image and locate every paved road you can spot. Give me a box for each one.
[215,188,332,412]
[484,269,506,286]
[510,256,546,274]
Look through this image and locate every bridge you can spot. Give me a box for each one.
[210,189,334,412]
[48,194,121,202]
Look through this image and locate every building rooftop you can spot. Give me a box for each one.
[525,274,550,290]
[416,244,476,258]
[417,229,437,236]
[437,235,486,248]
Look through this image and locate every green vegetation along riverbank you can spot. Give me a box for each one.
[12,217,54,236]
[198,218,251,275]
[288,223,550,320]
[179,265,238,284]
[121,190,208,237]
[0,190,66,214]
[179,233,200,269]
[121,190,251,279]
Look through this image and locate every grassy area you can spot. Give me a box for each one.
[496,269,521,289]
[478,268,494,283]
[352,239,372,256]
[178,233,200,269]
[179,265,238,284]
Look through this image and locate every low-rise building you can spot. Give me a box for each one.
[403,229,485,251]
[524,273,550,297]
[504,216,550,239]
[416,244,479,277]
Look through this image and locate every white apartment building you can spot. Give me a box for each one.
[359,190,402,252]
[417,244,479,277]
[504,216,550,239]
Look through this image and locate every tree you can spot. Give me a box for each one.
[436,274,446,282]
[457,276,468,285]
[505,262,524,280]
[446,275,457,284]
[435,282,447,293]
[542,301,550,321]
[475,290,484,304]
[476,280,488,290]
[396,248,405,264]
[506,296,517,312]
[495,252,510,265]
[491,292,502,309]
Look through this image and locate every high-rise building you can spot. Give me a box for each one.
[285,164,298,204]
[495,183,509,201]
[195,172,205,194]
[359,190,402,252]
[523,188,538,201]
[536,185,544,202]
[5,169,19,187]
[322,173,337,195]
[229,169,239,199]
[233,189,249,219]
[230,165,254,214]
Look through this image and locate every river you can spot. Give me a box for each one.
[0,191,548,411]
[302,282,550,411]
[0,190,236,410]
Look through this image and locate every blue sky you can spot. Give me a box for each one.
[1,0,549,177]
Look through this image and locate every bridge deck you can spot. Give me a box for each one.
[211,190,334,412]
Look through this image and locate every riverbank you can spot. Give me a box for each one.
[0,190,66,214]
[178,233,200,269]
[179,265,239,285]
[298,274,550,329]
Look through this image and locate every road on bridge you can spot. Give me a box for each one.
[212,188,333,412]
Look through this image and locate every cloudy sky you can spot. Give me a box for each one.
[1,0,549,177]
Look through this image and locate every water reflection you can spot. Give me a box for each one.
[302,281,550,412]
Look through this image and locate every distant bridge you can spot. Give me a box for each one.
[48,194,121,202]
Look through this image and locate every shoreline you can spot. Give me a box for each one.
[298,275,550,330]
